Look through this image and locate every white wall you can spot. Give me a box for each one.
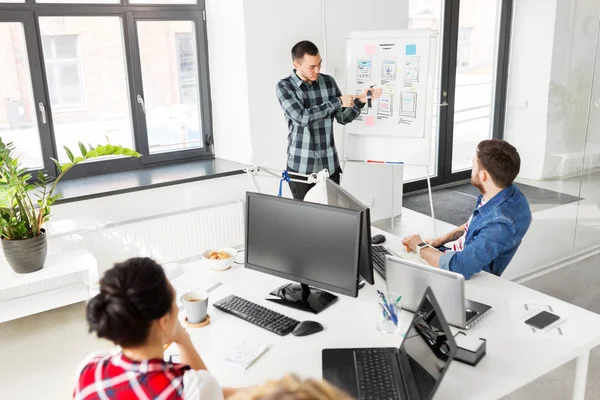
[206,0,253,165]
[243,0,324,171]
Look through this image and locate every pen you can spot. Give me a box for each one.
[394,295,402,305]
[379,302,391,321]
[377,290,398,325]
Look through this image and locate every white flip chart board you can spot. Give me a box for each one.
[343,29,438,166]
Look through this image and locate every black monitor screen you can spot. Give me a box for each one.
[245,192,362,297]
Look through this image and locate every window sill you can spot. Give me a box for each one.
[54,158,245,204]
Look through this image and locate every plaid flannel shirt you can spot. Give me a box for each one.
[74,353,189,400]
[276,71,365,175]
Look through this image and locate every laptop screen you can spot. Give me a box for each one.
[400,289,455,400]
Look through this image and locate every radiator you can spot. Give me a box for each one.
[0,200,245,278]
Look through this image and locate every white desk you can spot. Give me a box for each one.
[178,231,600,400]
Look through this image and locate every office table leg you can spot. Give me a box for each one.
[572,351,590,400]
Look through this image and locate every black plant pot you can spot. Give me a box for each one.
[1,229,47,274]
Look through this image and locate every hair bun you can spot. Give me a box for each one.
[86,292,110,336]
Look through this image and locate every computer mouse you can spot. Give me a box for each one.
[372,234,386,244]
[292,321,324,337]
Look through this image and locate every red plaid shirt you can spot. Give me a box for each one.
[74,353,190,400]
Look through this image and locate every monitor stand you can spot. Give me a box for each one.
[266,283,338,314]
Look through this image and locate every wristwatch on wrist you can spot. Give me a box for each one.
[416,242,430,256]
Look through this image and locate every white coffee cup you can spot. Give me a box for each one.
[182,289,209,324]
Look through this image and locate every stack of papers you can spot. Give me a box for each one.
[220,340,269,370]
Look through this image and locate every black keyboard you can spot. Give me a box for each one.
[466,308,478,321]
[355,349,401,400]
[372,245,393,278]
[407,354,437,399]
[213,295,300,336]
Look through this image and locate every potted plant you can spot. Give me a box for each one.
[0,139,140,274]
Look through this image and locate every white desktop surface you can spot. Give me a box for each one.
[178,230,600,399]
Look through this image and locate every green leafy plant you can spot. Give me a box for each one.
[0,139,140,240]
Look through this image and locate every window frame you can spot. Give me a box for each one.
[0,0,213,180]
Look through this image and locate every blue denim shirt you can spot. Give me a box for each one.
[438,184,532,279]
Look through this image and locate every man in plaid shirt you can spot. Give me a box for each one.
[276,40,382,200]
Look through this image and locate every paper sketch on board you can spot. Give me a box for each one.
[377,93,393,117]
[404,58,420,83]
[381,58,397,80]
[400,92,417,118]
[357,58,372,81]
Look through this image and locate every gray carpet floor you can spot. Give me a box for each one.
[403,183,582,226]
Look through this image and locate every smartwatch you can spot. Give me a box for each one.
[416,242,430,256]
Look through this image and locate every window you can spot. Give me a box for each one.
[40,17,135,163]
[0,3,211,178]
[137,21,203,154]
[42,35,85,109]
[457,27,473,70]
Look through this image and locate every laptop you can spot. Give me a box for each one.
[371,243,425,279]
[323,287,456,400]
[386,256,491,330]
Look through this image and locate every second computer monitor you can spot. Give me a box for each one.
[245,192,362,314]
[324,179,375,285]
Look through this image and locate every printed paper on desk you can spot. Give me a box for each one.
[220,340,269,370]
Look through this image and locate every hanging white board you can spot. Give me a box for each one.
[343,29,438,166]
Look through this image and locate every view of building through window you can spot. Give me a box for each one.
[0,15,203,167]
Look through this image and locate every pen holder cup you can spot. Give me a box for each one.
[376,292,402,334]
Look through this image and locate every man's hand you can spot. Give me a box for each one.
[402,234,424,253]
[425,237,444,248]
[339,95,354,108]
[356,86,383,103]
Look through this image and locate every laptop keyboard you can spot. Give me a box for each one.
[372,245,393,278]
[466,308,478,321]
[407,354,437,399]
[355,349,401,400]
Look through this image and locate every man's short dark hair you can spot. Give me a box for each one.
[291,41,319,61]
[476,139,521,188]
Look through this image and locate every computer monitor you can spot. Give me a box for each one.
[324,179,374,285]
[245,192,362,314]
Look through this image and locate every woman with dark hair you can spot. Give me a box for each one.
[74,257,234,399]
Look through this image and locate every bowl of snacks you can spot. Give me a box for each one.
[202,247,238,271]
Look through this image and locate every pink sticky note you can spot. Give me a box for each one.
[365,116,376,126]
[365,44,377,56]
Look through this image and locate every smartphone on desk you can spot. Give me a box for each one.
[524,311,561,330]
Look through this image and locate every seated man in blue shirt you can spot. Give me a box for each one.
[402,139,532,279]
